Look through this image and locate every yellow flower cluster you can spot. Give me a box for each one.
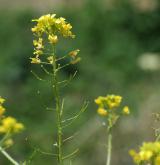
[130,141,160,165]
[95,94,130,116]
[0,117,24,134]
[31,14,74,38]
[0,96,24,135]
[31,14,75,64]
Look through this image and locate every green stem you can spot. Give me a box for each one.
[0,146,19,165]
[106,129,112,165]
[52,47,63,165]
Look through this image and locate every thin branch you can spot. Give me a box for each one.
[37,148,58,156]
[62,101,89,128]
[46,107,56,111]
[31,70,46,81]
[56,55,68,62]
[40,62,52,65]
[0,146,20,165]
[62,148,79,160]
[40,65,52,75]
[62,71,77,87]
[57,63,70,71]
[63,132,78,143]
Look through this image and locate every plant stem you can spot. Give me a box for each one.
[106,129,112,165]
[52,47,63,165]
[0,146,19,165]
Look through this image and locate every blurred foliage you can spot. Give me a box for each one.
[0,0,160,164]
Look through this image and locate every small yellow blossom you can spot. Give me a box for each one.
[0,97,5,104]
[55,17,65,24]
[0,105,5,116]
[95,96,105,105]
[33,49,43,56]
[30,58,41,64]
[129,150,141,164]
[139,150,153,161]
[0,116,24,134]
[69,49,80,58]
[33,38,44,49]
[130,141,160,165]
[48,35,58,44]
[97,108,108,116]
[47,56,54,64]
[122,106,130,115]
[106,95,122,109]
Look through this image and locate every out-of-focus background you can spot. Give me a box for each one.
[0,0,160,164]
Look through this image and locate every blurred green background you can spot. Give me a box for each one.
[0,0,160,164]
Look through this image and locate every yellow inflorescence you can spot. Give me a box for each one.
[31,14,74,38]
[48,35,58,44]
[122,106,130,115]
[30,57,41,64]
[30,14,80,66]
[130,141,160,165]
[0,117,24,134]
[95,94,130,117]
[97,108,108,116]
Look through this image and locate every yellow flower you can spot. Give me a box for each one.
[33,38,44,49]
[33,49,43,56]
[129,150,141,164]
[130,141,160,164]
[0,97,5,104]
[106,95,122,109]
[97,108,108,116]
[30,58,41,64]
[31,14,76,64]
[55,17,65,24]
[48,35,58,44]
[0,116,24,134]
[94,96,105,105]
[62,24,72,31]
[139,150,153,161]
[32,14,75,38]
[155,156,160,165]
[0,105,5,116]
[47,56,54,64]
[122,106,130,115]
[69,49,80,58]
